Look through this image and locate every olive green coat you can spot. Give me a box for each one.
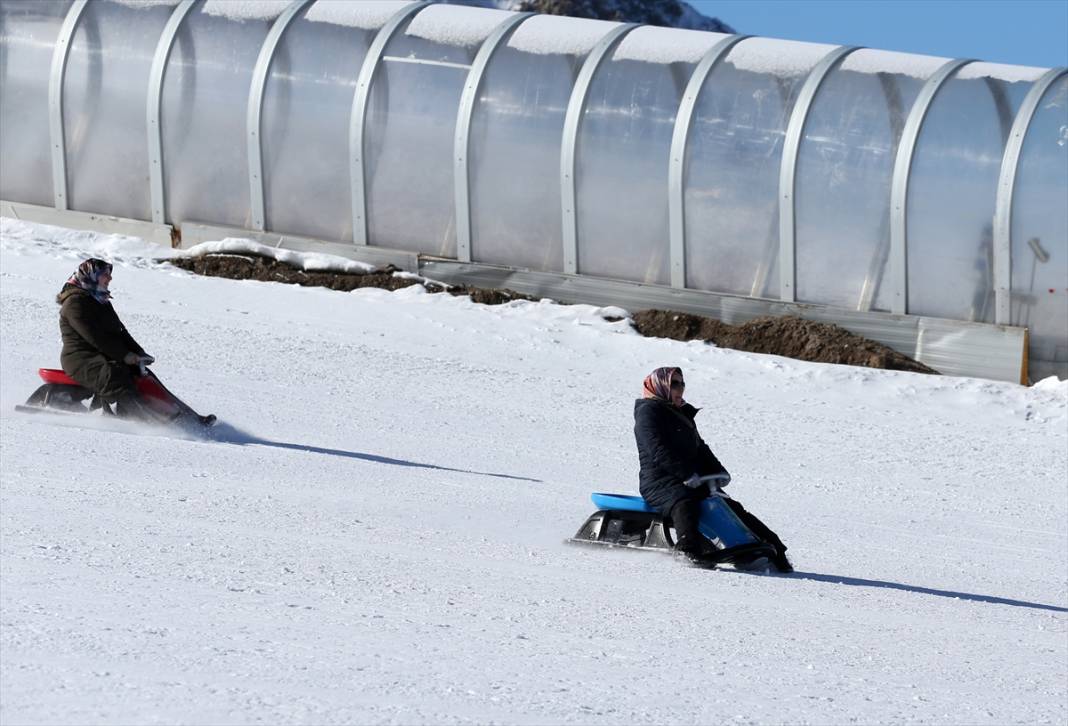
[57,284,144,400]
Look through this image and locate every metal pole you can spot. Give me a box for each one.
[247,0,314,231]
[147,0,200,225]
[992,67,1066,324]
[48,0,89,210]
[667,34,749,289]
[560,23,639,275]
[888,58,973,315]
[777,45,860,302]
[454,12,534,263]
[349,1,429,245]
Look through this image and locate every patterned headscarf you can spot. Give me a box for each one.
[642,366,684,406]
[66,258,113,304]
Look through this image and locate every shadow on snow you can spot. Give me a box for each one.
[780,570,1068,613]
[209,423,541,483]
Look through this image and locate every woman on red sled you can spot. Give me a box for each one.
[53,258,213,426]
[634,366,792,571]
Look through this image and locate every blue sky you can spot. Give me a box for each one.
[691,0,1068,69]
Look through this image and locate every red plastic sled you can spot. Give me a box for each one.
[24,367,214,427]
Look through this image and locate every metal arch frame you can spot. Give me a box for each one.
[48,0,89,210]
[888,58,974,315]
[777,45,861,302]
[454,12,534,263]
[148,0,200,225]
[992,66,1067,324]
[349,1,429,246]
[247,0,314,232]
[667,33,750,289]
[560,23,639,275]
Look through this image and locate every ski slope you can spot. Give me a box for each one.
[1,218,1065,725]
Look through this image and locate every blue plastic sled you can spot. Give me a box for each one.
[568,492,776,567]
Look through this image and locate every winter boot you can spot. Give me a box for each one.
[772,551,794,573]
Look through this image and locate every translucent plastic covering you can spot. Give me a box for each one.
[907,67,1040,322]
[65,0,176,220]
[365,6,515,257]
[261,8,376,242]
[575,27,727,285]
[1011,77,1068,369]
[0,1,1064,378]
[468,42,572,271]
[684,38,836,298]
[0,0,71,206]
[794,50,947,311]
[161,6,270,228]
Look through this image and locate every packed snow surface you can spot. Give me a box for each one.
[1,219,1066,725]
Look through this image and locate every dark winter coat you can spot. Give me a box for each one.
[634,397,728,516]
[57,284,144,399]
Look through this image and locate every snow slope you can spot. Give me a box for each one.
[1,219,1066,725]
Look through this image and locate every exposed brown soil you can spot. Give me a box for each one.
[167,253,535,305]
[168,253,936,375]
[631,310,938,374]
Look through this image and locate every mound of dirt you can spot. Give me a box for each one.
[168,253,935,374]
[631,310,937,374]
[167,254,535,305]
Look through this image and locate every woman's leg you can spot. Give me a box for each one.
[70,356,135,404]
[724,498,792,571]
[669,495,719,563]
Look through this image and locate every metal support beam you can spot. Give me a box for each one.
[560,23,639,274]
[349,1,429,245]
[888,58,973,315]
[147,0,199,225]
[48,0,89,210]
[667,34,749,289]
[993,67,1067,324]
[248,0,314,231]
[778,45,860,302]
[454,12,534,263]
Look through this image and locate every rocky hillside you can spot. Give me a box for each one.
[451,0,735,32]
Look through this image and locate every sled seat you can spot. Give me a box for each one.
[590,492,656,513]
[38,368,78,386]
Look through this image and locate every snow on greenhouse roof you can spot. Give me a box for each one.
[725,37,838,76]
[110,0,181,8]
[956,62,1050,83]
[304,1,416,30]
[406,4,516,47]
[612,26,731,65]
[839,49,951,80]
[202,0,291,22]
[506,14,622,56]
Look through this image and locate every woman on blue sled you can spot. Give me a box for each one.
[634,366,792,571]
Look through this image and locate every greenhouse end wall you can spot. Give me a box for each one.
[0,0,1064,381]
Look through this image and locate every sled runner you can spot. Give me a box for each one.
[19,367,216,429]
[567,492,778,569]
